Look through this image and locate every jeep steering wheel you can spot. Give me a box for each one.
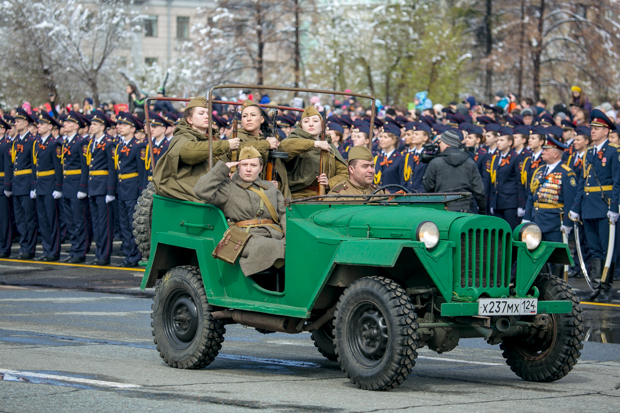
[371,184,411,195]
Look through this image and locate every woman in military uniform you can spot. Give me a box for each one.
[279,106,348,199]
[402,122,430,193]
[235,100,280,159]
[374,124,405,191]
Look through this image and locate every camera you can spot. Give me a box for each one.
[421,142,440,163]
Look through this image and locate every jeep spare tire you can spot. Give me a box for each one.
[133,182,155,259]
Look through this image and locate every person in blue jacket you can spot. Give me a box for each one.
[112,112,148,267]
[33,112,63,261]
[487,127,521,229]
[374,124,405,191]
[402,122,430,193]
[569,109,620,303]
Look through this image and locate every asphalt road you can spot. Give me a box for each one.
[1,285,619,413]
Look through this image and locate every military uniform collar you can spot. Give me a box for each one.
[232,173,270,190]
[40,134,51,144]
[19,131,30,141]
[594,139,608,153]
[347,179,372,192]
[66,133,77,143]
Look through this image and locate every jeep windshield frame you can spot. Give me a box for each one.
[287,192,472,205]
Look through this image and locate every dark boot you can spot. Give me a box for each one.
[588,258,603,301]
[595,263,615,303]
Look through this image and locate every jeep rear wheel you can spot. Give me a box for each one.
[500,275,584,382]
[334,276,418,390]
[152,265,225,369]
[133,182,155,259]
[311,322,338,362]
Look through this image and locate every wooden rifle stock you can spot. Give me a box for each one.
[230,109,239,172]
[266,109,279,182]
[318,118,327,196]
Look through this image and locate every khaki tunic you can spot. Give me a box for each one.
[152,119,230,202]
[194,161,286,277]
[279,129,347,199]
[327,179,381,200]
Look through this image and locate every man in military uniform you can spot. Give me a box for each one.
[113,112,147,267]
[9,108,38,259]
[86,110,117,266]
[33,112,64,261]
[0,117,14,258]
[569,109,620,303]
[328,146,379,199]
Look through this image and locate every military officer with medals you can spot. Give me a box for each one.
[113,112,148,267]
[33,112,63,261]
[85,110,117,266]
[8,108,38,259]
[60,111,90,263]
[569,109,620,302]
[0,117,15,258]
[402,122,431,193]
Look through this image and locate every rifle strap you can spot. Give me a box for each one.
[249,187,280,224]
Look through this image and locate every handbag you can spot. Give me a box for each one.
[212,226,252,265]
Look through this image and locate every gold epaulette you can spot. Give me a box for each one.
[609,143,620,148]
[561,164,571,172]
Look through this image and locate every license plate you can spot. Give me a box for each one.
[478,298,538,316]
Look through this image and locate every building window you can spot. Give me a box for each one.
[177,16,190,39]
[144,15,158,37]
[145,57,158,66]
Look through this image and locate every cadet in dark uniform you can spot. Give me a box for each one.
[569,109,620,302]
[60,111,90,263]
[487,127,521,229]
[147,112,172,181]
[521,125,547,198]
[402,122,430,193]
[86,110,117,266]
[326,122,347,160]
[374,124,405,191]
[9,108,38,259]
[113,112,147,267]
[33,112,63,261]
[0,117,14,258]
[163,112,177,142]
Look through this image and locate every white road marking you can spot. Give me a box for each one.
[417,356,503,366]
[52,311,151,316]
[0,297,127,303]
[0,369,140,389]
[0,265,41,270]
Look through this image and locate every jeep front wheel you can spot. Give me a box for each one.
[500,275,584,382]
[334,276,418,390]
[152,265,225,369]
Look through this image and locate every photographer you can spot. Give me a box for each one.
[422,129,486,213]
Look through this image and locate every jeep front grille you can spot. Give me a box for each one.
[460,228,510,289]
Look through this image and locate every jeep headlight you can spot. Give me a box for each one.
[416,221,439,249]
[520,223,542,250]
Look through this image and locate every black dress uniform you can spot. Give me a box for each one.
[87,111,117,265]
[402,122,430,193]
[114,113,147,266]
[488,147,522,229]
[33,113,63,261]
[570,110,620,302]
[520,125,548,198]
[374,151,404,191]
[147,112,172,181]
[0,117,14,258]
[9,108,38,259]
[61,111,90,263]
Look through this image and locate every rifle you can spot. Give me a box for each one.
[230,107,239,173]
[266,109,288,182]
[318,118,327,195]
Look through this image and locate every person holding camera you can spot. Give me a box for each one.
[422,129,486,213]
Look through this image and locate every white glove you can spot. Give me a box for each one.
[568,211,580,222]
[517,208,525,217]
[522,219,530,223]
[105,195,116,204]
[607,210,619,224]
[30,190,36,199]
[561,225,572,235]
[77,191,88,199]
[52,191,62,200]
[490,208,494,215]
[3,191,11,198]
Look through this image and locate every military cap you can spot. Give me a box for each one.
[149,112,173,128]
[482,103,499,114]
[352,123,370,136]
[14,108,30,123]
[484,123,502,133]
[538,113,555,126]
[406,122,432,134]
[575,125,591,137]
[238,145,261,161]
[499,126,513,136]
[302,105,322,120]
[38,111,59,128]
[163,112,177,125]
[418,115,435,128]
[507,115,524,127]
[327,121,344,134]
[445,113,461,127]
[78,113,91,127]
[65,110,85,128]
[530,125,547,136]
[475,115,496,126]
[241,99,260,113]
[339,115,353,128]
[546,125,564,140]
[186,96,208,110]
[459,122,483,135]
[560,120,575,130]
[56,115,66,127]
[91,110,112,128]
[543,136,567,151]
[276,128,287,140]
[28,113,39,124]
[277,115,295,127]
[382,123,401,138]
[373,117,385,128]
[3,115,15,127]
[433,124,449,135]
[395,116,409,126]
[117,112,143,129]
[211,114,227,129]
[589,109,617,130]
[0,118,9,129]
[441,107,455,115]
[513,125,530,136]
[347,146,373,163]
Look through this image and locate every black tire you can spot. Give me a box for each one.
[312,322,338,361]
[152,265,225,369]
[334,276,418,390]
[133,182,155,259]
[500,275,584,382]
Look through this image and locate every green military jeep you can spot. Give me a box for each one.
[139,190,583,391]
[138,87,583,391]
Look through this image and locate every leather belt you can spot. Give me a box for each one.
[584,185,612,192]
[36,170,55,177]
[305,185,320,192]
[118,172,139,180]
[534,202,564,209]
[64,169,81,176]
[14,169,32,176]
[89,170,109,176]
[236,219,276,227]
